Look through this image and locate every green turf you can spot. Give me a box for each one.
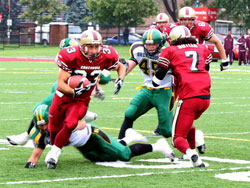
[0,46,250,187]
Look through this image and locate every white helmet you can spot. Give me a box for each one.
[178,6,196,19]
[80,30,103,59]
[169,26,191,41]
[155,13,169,23]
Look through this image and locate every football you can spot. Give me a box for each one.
[67,75,90,89]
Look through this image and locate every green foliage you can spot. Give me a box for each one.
[19,0,64,25]
[210,0,250,29]
[87,0,159,27]
[0,0,22,30]
[64,0,91,25]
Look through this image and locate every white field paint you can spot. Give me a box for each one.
[1,138,250,184]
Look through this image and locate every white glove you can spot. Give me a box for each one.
[114,78,123,94]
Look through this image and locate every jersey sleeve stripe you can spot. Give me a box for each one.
[159,57,170,67]
[205,54,212,64]
[204,29,214,40]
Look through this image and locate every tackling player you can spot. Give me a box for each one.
[24,105,175,168]
[45,30,126,169]
[152,26,212,167]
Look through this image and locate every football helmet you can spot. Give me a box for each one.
[80,30,103,60]
[99,69,111,85]
[59,38,79,49]
[169,26,191,41]
[143,29,164,55]
[33,104,49,128]
[155,13,169,23]
[178,6,196,29]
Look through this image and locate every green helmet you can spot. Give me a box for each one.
[33,105,49,127]
[59,38,79,49]
[143,29,163,45]
[143,29,163,55]
[99,69,111,85]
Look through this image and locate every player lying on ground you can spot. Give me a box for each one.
[24,105,175,169]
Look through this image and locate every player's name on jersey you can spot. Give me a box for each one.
[81,66,101,70]
[137,52,158,60]
[177,44,198,49]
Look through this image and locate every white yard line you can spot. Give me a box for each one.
[1,166,250,185]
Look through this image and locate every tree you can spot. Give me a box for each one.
[0,0,22,31]
[19,0,64,44]
[19,0,64,24]
[64,0,91,26]
[162,0,178,22]
[210,0,250,29]
[87,0,159,43]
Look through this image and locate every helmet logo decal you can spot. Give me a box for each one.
[92,31,98,40]
[184,27,190,36]
[185,7,189,16]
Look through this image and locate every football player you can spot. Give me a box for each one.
[148,13,169,34]
[45,30,126,169]
[152,26,212,167]
[24,105,175,169]
[118,29,174,143]
[165,6,229,71]
[6,38,97,146]
[118,28,206,154]
[6,81,98,146]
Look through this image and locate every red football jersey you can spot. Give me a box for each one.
[165,21,214,44]
[158,44,212,100]
[55,45,119,99]
[147,24,168,34]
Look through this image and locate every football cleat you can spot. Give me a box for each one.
[178,154,189,161]
[45,145,61,169]
[24,162,36,168]
[152,125,161,136]
[195,130,206,154]
[197,144,206,154]
[186,149,205,167]
[6,132,30,146]
[84,111,98,122]
[153,138,175,162]
[47,158,57,169]
[123,128,148,145]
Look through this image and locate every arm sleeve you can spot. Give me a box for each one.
[155,66,168,80]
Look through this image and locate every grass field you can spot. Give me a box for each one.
[0,46,250,187]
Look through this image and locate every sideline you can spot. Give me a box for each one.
[0,57,54,62]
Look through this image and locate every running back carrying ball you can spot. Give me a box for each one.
[68,75,90,89]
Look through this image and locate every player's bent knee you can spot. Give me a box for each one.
[124,105,138,120]
[160,129,172,138]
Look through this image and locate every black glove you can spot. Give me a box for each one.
[114,78,123,94]
[220,58,230,71]
[73,81,90,97]
[25,162,36,168]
